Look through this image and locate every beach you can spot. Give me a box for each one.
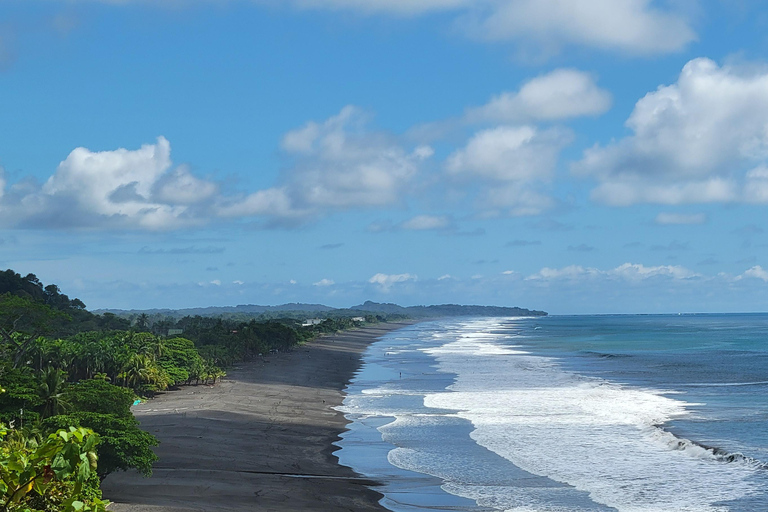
[102,322,414,512]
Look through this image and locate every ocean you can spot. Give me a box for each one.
[336,315,768,512]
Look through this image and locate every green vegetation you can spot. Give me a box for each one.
[0,268,391,511]
[1,417,108,511]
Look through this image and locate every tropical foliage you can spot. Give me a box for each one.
[0,423,108,512]
[0,267,382,511]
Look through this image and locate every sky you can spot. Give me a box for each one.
[2,0,768,314]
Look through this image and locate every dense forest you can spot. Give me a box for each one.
[0,269,384,511]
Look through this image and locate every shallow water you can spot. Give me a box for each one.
[336,315,768,512]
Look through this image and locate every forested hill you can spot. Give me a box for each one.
[350,301,548,317]
[0,269,133,333]
[98,301,547,319]
[0,269,87,311]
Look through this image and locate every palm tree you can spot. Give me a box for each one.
[118,353,153,389]
[37,367,70,418]
[118,353,169,392]
[136,313,150,331]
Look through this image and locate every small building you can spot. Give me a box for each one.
[351,317,366,322]
[302,318,324,326]
[167,328,184,336]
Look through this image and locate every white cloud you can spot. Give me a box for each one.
[216,187,306,219]
[438,274,453,280]
[526,265,597,281]
[526,263,699,282]
[466,69,611,123]
[736,266,768,282]
[589,178,737,207]
[655,212,707,225]
[744,165,768,203]
[466,0,694,54]
[447,125,569,215]
[400,215,452,231]
[577,58,768,206]
[0,137,214,230]
[0,106,431,231]
[153,165,218,205]
[610,263,699,281]
[369,272,417,291]
[313,278,335,287]
[44,136,171,212]
[223,106,431,222]
[448,126,568,182]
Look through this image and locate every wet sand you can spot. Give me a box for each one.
[102,322,414,512]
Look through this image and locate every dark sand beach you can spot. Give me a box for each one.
[102,322,414,512]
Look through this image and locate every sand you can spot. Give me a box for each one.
[102,322,414,512]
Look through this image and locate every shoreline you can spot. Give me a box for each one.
[102,321,416,511]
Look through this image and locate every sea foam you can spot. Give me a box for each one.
[422,319,761,511]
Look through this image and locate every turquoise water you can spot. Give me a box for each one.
[337,315,768,511]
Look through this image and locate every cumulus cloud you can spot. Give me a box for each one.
[576,58,768,206]
[369,272,417,291]
[463,0,695,54]
[526,265,599,281]
[526,262,699,281]
[153,165,218,205]
[611,262,698,281]
[466,69,611,123]
[448,126,569,181]
[744,165,768,203]
[220,106,431,222]
[0,106,430,231]
[0,137,216,230]
[411,68,606,149]
[447,125,570,215]
[313,278,335,286]
[216,187,305,221]
[736,266,768,282]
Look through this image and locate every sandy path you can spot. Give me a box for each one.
[102,322,414,512]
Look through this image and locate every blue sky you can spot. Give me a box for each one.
[2,0,768,314]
